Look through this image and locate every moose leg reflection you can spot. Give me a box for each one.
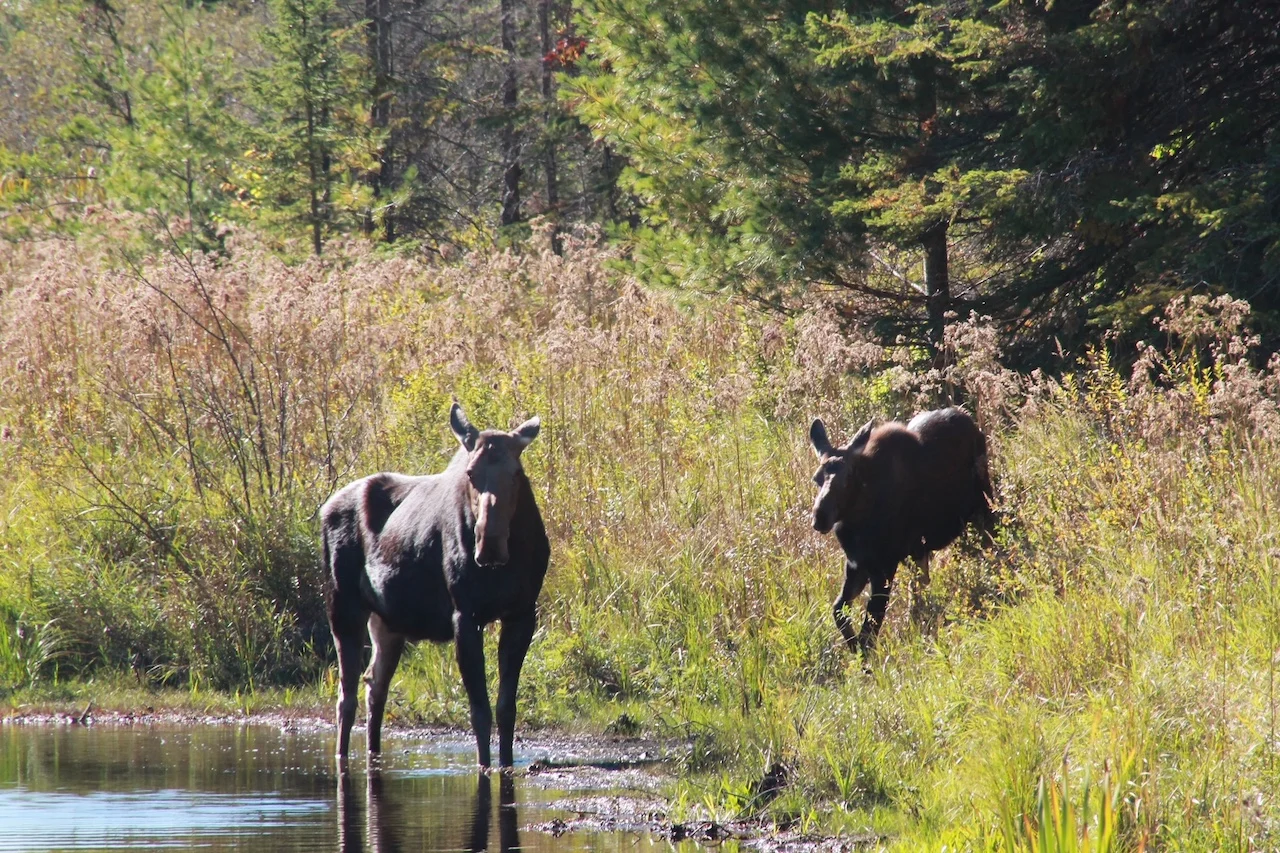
[336,764,521,853]
[337,770,362,853]
[336,766,402,853]
[466,775,492,853]
[500,776,519,853]
[468,775,521,853]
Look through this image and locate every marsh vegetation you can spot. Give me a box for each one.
[1,224,1278,850]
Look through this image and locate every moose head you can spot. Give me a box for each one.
[808,417,874,535]
[450,403,541,567]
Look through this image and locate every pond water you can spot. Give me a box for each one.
[0,722,682,852]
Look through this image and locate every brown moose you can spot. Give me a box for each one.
[321,403,550,769]
[808,407,993,655]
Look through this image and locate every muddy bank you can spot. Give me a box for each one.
[529,790,879,853]
[519,746,879,851]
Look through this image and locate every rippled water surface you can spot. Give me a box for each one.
[0,723,668,852]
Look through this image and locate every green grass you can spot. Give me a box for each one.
[1,675,331,720]
[1,230,1278,850]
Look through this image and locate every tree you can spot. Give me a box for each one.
[249,0,379,255]
[538,0,561,252]
[808,4,1034,350]
[1007,0,1280,348]
[0,0,245,245]
[498,0,523,227]
[0,0,693,253]
[569,0,1036,352]
[364,0,394,240]
[105,3,241,244]
[570,0,1280,359]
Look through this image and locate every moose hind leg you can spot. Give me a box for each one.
[858,568,897,654]
[365,613,406,756]
[453,612,493,768]
[833,561,870,653]
[908,554,931,627]
[333,627,364,764]
[496,611,536,768]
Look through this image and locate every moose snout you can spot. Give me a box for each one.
[475,537,511,567]
[812,508,835,534]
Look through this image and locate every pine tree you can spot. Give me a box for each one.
[572,0,1280,357]
[105,2,241,245]
[1002,0,1280,347]
[364,0,394,241]
[1,0,243,244]
[498,0,523,227]
[249,0,380,255]
[570,0,1033,351]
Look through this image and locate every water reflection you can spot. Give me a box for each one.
[0,723,684,853]
[339,765,521,853]
[0,724,334,851]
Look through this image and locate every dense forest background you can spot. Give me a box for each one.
[2,0,1277,360]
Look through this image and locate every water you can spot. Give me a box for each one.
[0,723,675,852]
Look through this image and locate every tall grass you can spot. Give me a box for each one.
[0,222,1278,849]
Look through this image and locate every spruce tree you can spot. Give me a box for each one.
[570,0,1032,349]
[2,0,243,245]
[249,0,379,255]
[573,0,1280,357]
[106,2,241,245]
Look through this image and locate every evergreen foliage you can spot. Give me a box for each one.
[2,0,1275,351]
[0,0,611,253]
[570,0,1280,356]
[0,0,248,244]
[245,0,380,255]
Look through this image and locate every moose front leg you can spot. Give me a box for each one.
[832,561,870,653]
[496,611,536,768]
[453,611,493,769]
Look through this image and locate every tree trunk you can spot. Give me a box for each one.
[305,98,323,256]
[365,0,394,241]
[922,220,949,351]
[911,53,947,353]
[499,0,522,227]
[602,143,618,222]
[539,0,560,253]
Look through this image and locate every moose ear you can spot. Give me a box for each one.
[512,416,541,451]
[809,418,832,458]
[846,419,875,453]
[450,402,479,451]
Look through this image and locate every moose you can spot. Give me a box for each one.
[808,407,993,655]
[321,403,550,769]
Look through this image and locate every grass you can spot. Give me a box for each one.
[1,225,1278,850]
[0,675,331,720]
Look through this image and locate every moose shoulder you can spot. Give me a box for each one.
[321,403,550,769]
[808,407,993,655]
